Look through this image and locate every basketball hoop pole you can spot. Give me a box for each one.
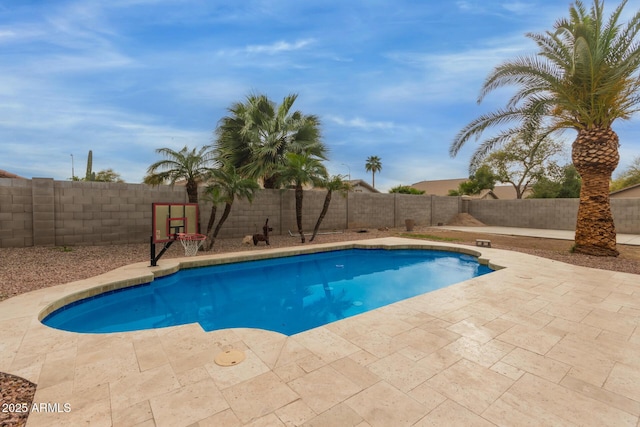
[150,202,200,266]
[150,226,180,266]
[150,235,175,266]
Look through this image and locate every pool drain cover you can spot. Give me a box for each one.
[214,349,245,366]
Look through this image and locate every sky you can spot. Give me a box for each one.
[2,0,640,192]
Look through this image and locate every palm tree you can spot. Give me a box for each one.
[310,175,351,242]
[365,156,382,188]
[146,146,214,203]
[450,0,640,257]
[277,152,328,243]
[201,166,260,250]
[214,93,327,188]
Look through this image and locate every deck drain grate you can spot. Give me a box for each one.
[214,349,246,366]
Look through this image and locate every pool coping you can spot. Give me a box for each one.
[2,237,640,426]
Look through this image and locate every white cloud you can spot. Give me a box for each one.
[456,1,536,16]
[5,0,639,187]
[245,38,315,55]
[373,36,534,106]
[325,115,396,131]
[502,1,534,14]
[0,80,208,183]
[30,51,136,74]
[168,78,249,107]
[0,29,16,39]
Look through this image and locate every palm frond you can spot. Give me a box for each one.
[454,0,640,161]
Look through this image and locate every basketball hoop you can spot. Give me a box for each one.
[175,233,207,256]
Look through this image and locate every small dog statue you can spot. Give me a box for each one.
[252,218,273,246]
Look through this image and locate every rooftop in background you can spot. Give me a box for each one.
[411,178,529,199]
[348,179,380,193]
[0,170,25,179]
[610,182,640,198]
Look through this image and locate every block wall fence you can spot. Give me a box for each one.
[1,177,639,248]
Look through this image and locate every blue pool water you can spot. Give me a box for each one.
[43,249,492,335]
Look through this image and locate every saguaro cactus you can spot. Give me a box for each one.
[85,150,95,181]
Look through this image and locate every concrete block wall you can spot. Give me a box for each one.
[394,194,430,228]
[612,199,640,233]
[0,179,189,248]
[311,189,348,231]
[200,189,283,239]
[469,198,640,233]
[3,177,640,248]
[32,178,56,246]
[0,178,34,247]
[431,196,461,226]
[200,189,349,240]
[348,193,395,229]
[469,199,580,230]
[53,181,186,246]
[283,189,348,235]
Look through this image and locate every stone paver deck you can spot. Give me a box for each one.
[1,237,639,426]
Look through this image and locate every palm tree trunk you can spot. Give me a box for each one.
[213,203,233,241]
[310,190,332,242]
[571,127,619,257]
[372,172,375,189]
[203,205,217,251]
[263,174,279,189]
[186,179,198,203]
[295,184,305,243]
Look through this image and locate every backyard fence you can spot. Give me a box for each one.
[1,177,639,248]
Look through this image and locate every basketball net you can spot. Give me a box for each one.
[176,233,207,256]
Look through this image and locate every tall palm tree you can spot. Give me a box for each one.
[146,146,214,203]
[201,165,260,250]
[310,175,351,242]
[214,93,327,188]
[450,0,640,257]
[277,152,328,243]
[365,156,382,188]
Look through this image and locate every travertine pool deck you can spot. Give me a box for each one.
[1,237,639,426]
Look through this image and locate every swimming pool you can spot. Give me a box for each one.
[42,248,492,335]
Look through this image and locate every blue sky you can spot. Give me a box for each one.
[2,0,640,191]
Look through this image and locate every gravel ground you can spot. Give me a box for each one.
[1,226,639,426]
[2,226,639,302]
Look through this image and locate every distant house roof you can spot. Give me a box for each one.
[411,178,466,196]
[411,178,529,199]
[610,182,640,198]
[0,169,25,179]
[491,185,533,199]
[467,189,499,200]
[348,179,380,193]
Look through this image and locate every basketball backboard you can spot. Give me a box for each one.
[152,203,199,243]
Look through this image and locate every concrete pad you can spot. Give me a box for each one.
[437,225,640,246]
